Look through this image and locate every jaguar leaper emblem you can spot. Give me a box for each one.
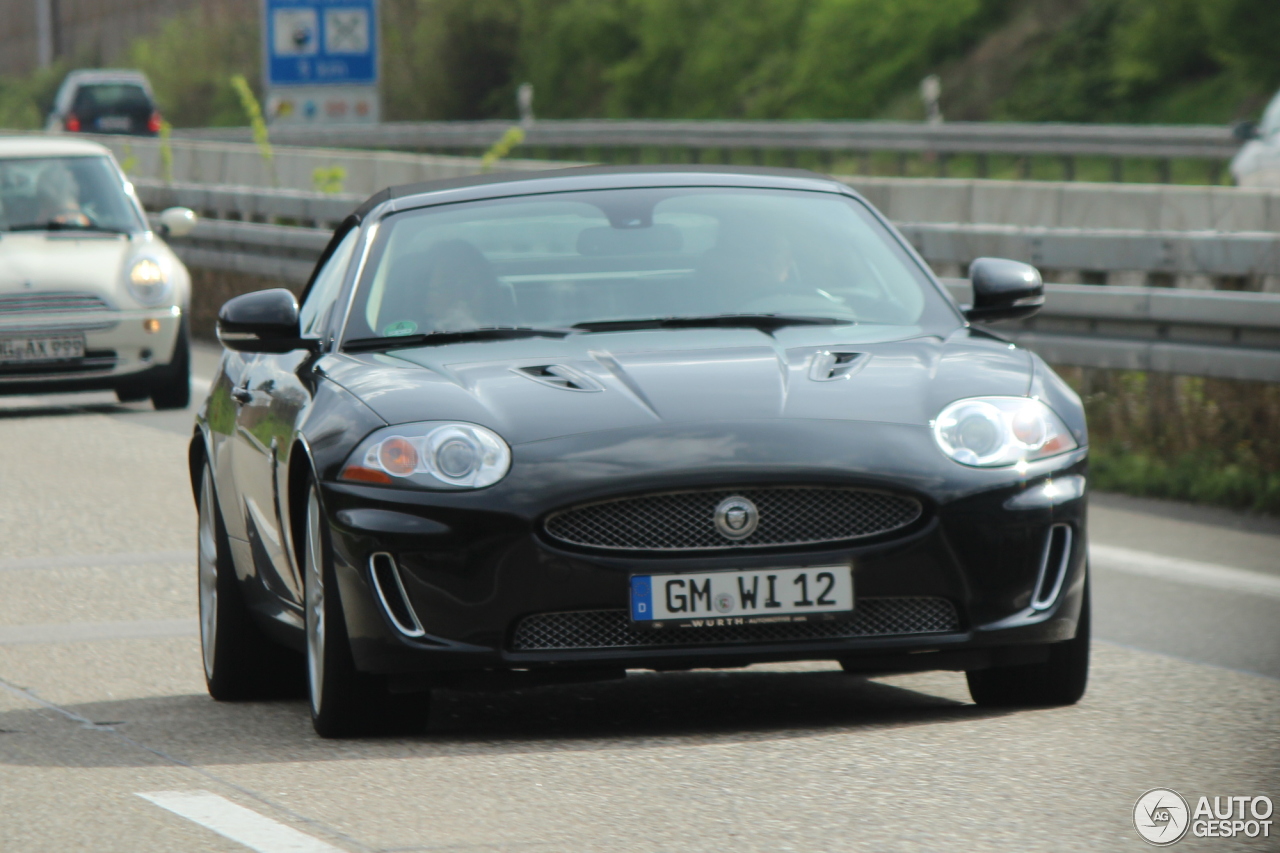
[714,496,759,540]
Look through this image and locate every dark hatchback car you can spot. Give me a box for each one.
[46,70,163,136]
[192,166,1090,737]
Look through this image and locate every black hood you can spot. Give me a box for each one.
[319,324,1033,446]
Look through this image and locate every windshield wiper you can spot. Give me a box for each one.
[344,327,572,352]
[7,222,131,235]
[572,314,851,334]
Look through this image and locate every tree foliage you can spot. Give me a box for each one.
[996,0,1277,123]
[1,0,1277,129]
[126,1,261,127]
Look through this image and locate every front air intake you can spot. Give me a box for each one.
[544,486,922,552]
[368,552,425,637]
[1031,524,1073,610]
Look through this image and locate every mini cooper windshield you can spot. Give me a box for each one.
[0,155,143,234]
[343,187,951,345]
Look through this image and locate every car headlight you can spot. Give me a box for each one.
[126,257,171,305]
[340,422,511,489]
[932,396,1078,467]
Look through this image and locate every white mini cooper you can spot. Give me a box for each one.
[0,136,196,407]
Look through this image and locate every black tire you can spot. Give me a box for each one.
[198,460,303,700]
[966,580,1090,708]
[150,319,191,410]
[303,480,431,738]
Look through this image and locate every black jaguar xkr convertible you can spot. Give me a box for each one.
[192,166,1089,737]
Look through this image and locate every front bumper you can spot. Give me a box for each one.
[0,306,182,393]
[314,449,1089,679]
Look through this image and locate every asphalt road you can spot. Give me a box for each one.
[0,346,1276,852]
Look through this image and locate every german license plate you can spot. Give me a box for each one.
[0,334,85,363]
[96,115,132,131]
[630,566,853,627]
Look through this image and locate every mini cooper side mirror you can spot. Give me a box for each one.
[1232,120,1259,143]
[217,288,319,353]
[157,206,197,238]
[964,257,1045,323]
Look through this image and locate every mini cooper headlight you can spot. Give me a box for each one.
[126,257,171,305]
[933,397,1077,467]
[340,422,511,488]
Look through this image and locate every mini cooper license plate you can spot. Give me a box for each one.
[0,334,85,364]
[630,566,853,627]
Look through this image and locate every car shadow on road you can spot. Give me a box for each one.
[0,668,1019,767]
[0,399,134,420]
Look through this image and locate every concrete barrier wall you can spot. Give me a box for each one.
[81,133,1280,233]
[67,131,1280,306]
[840,176,1280,233]
[90,134,564,197]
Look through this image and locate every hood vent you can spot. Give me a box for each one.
[514,364,604,392]
[809,351,866,382]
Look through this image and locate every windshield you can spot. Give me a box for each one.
[72,83,152,114]
[343,187,954,342]
[0,156,143,233]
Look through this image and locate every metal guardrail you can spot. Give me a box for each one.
[902,224,1280,277]
[155,212,1280,382]
[942,281,1280,381]
[164,219,329,284]
[181,120,1241,160]
[134,178,361,228]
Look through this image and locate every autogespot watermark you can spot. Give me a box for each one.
[1134,788,1274,845]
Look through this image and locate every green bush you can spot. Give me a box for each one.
[0,62,71,129]
[125,4,260,127]
[1090,445,1280,514]
[1058,367,1280,515]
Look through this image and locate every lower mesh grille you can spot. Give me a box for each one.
[511,597,959,651]
[0,292,112,314]
[0,350,117,376]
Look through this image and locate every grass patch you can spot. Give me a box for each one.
[1090,444,1280,514]
[1056,366,1280,516]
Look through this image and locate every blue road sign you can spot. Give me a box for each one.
[264,0,378,88]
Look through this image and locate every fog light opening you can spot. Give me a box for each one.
[1031,524,1073,610]
[368,552,426,638]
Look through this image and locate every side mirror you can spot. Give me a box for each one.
[217,288,318,353]
[965,257,1044,323]
[1232,120,1259,143]
[157,206,197,238]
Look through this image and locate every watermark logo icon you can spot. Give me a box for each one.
[1135,788,1191,846]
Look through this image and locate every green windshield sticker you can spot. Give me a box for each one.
[382,320,418,337]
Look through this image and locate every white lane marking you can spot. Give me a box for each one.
[0,618,197,645]
[138,792,345,853]
[1091,544,1280,600]
[0,550,194,572]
